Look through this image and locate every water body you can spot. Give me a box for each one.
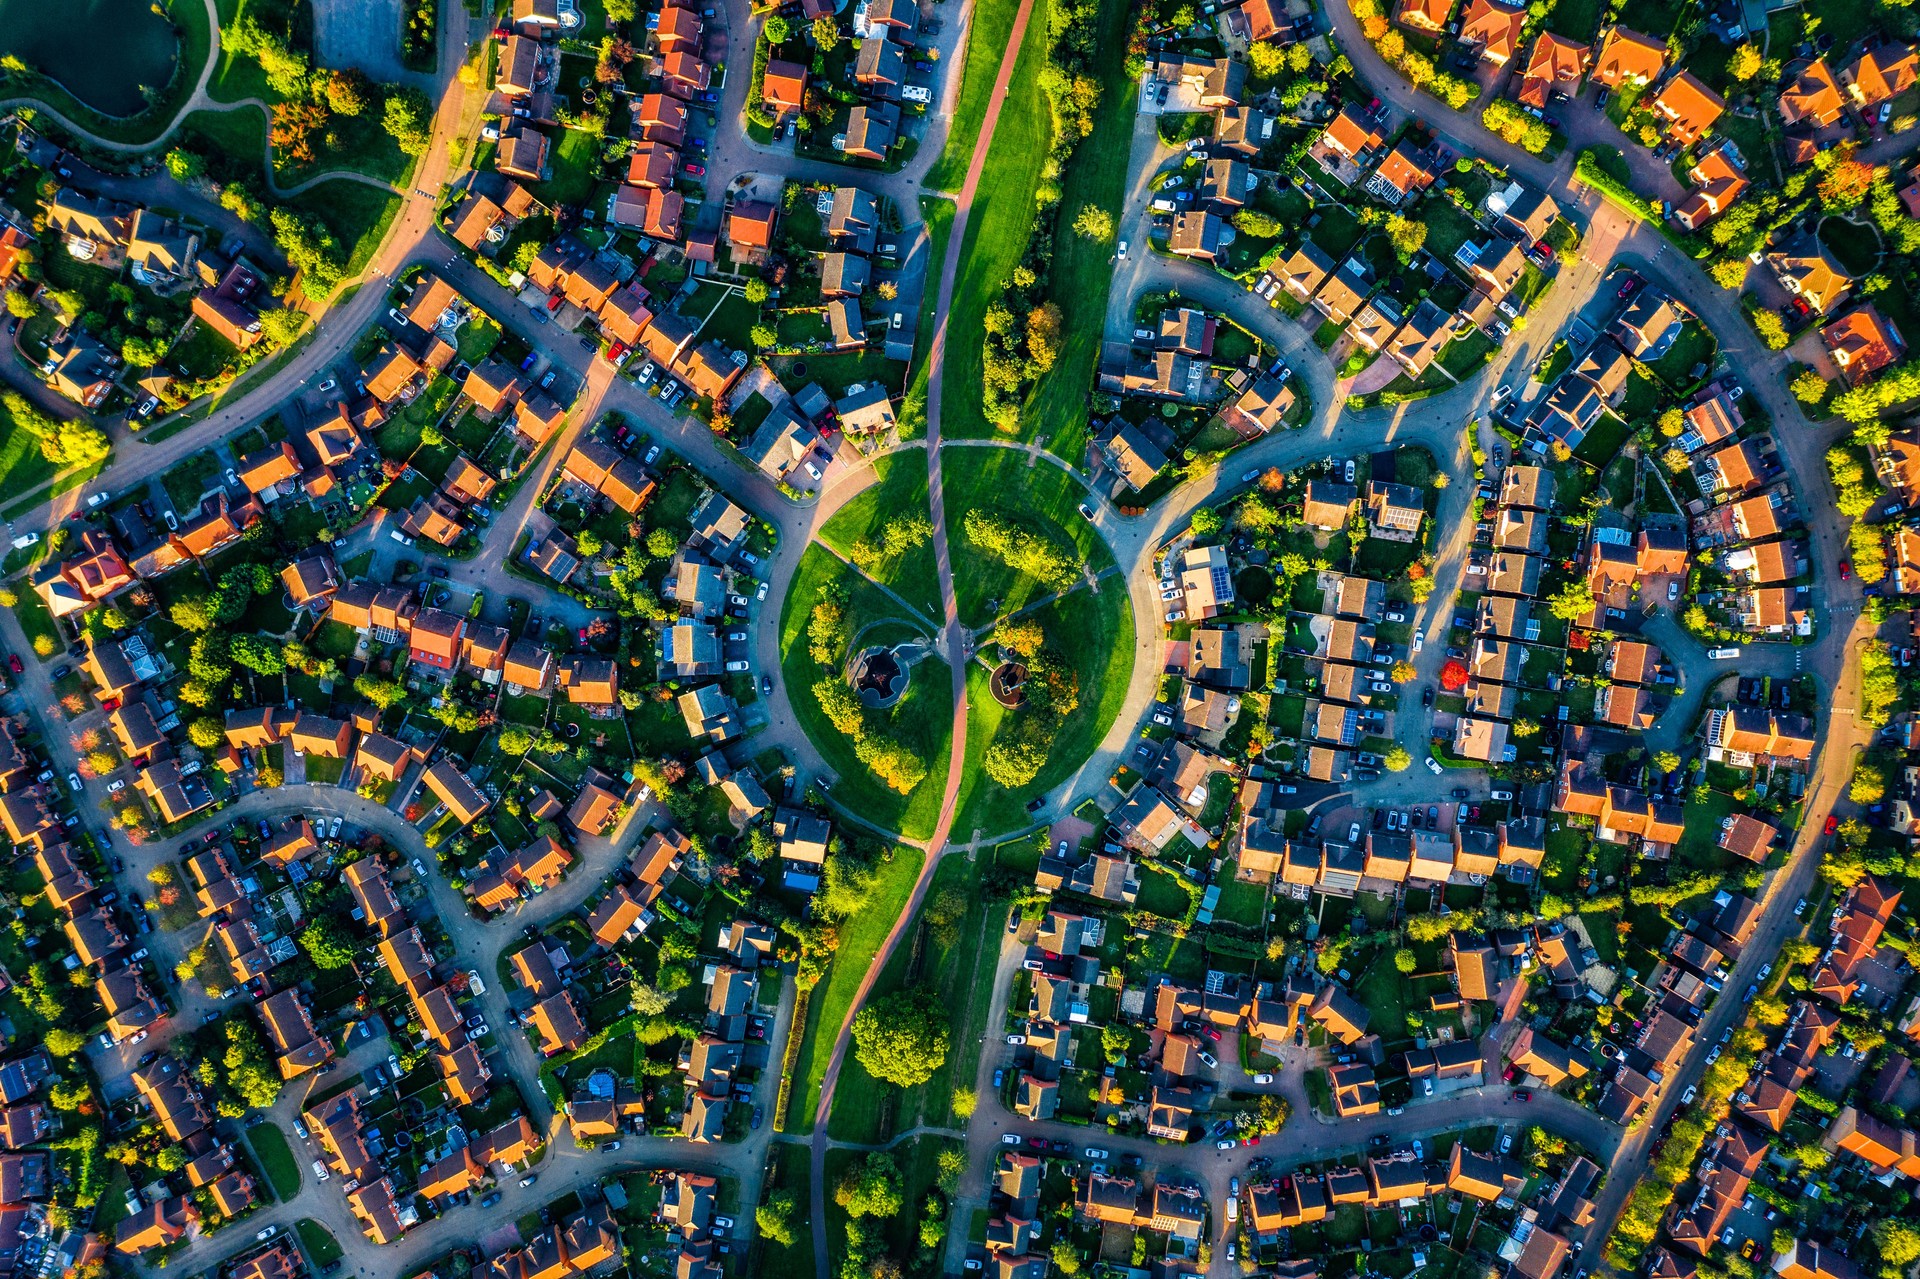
[0,0,180,117]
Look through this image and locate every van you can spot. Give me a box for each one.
[1707,647,1741,660]
[312,1159,331,1182]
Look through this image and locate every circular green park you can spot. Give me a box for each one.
[780,445,1134,842]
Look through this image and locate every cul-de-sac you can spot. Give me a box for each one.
[0,1,1917,1279]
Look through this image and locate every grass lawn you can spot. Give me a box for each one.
[530,128,604,208]
[1138,863,1194,917]
[939,445,1113,628]
[1674,788,1740,871]
[1572,412,1635,468]
[816,451,942,623]
[0,396,58,504]
[1647,320,1719,388]
[824,858,988,1144]
[7,578,62,662]
[1546,0,1603,40]
[1016,0,1133,461]
[777,545,954,840]
[759,1143,815,1279]
[295,1219,343,1267]
[937,0,1053,441]
[287,181,404,287]
[950,576,1135,840]
[1214,873,1269,926]
[245,1123,301,1200]
[924,0,1029,190]
[783,844,927,1133]
[161,452,222,511]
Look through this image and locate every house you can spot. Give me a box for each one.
[1319,106,1384,168]
[763,59,808,115]
[1168,211,1229,261]
[1460,0,1526,64]
[497,126,552,182]
[1312,262,1370,325]
[126,209,198,285]
[1367,140,1435,205]
[1675,142,1749,231]
[855,33,906,93]
[1767,229,1854,314]
[1592,25,1667,86]
[43,330,117,408]
[1394,0,1452,33]
[1366,481,1425,541]
[1614,294,1682,359]
[726,200,778,254]
[1840,44,1920,106]
[1518,33,1590,107]
[193,260,266,348]
[1179,544,1236,619]
[1103,422,1168,491]
[1651,72,1725,144]
[845,104,900,161]
[1387,300,1452,378]
[1823,305,1905,384]
[1779,59,1846,127]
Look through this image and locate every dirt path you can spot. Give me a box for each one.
[806,0,1041,1271]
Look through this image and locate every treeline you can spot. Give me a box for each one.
[962,509,1079,590]
[977,0,1113,431]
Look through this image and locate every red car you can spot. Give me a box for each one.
[1825,814,1839,835]
[1840,560,1852,579]
[683,162,706,177]
[5,655,19,674]
[1514,1090,1532,1102]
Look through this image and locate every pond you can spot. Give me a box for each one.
[0,0,180,117]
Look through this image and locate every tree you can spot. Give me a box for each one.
[1247,39,1288,78]
[1851,761,1887,803]
[270,207,343,293]
[354,674,407,708]
[44,1026,84,1057]
[187,718,224,750]
[1790,368,1829,405]
[258,307,305,347]
[951,1085,977,1117]
[1728,42,1762,80]
[230,634,285,675]
[1874,1222,1920,1270]
[749,323,777,350]
[629,982,672,1016]
[24,404,109,468]
[743,278,770,304]
[324,69,372,115]
[834,1153,904,1218]
[1389,660,1415,683]
[1189,506,1223,539]
[604,0,637,19]
[1820,157,1875,211]
[849,988,950,1088]
[383,88,433,156]
[1547,580,1597,621]
[765,14,791,42]
[1384,745,1411,772]
[1393,948,1417,974]
[300,917,356,968]
[1072,203,1114,242]
[1653,750,1681,774]
[164,148,206,184]
[1051,1243,1082,1276]
[1385,214,1426,262]
[2,291,36,322]
[757,1192,797,1246]
[812,14,842,49]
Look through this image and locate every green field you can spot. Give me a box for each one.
[295,1219,343,1267]
[828,853,1003,1142]
[937,0,1054,441]
[777,545,954,840]
[924,0,1029,191]
[939,445,1114,627]
[759,1143,815,1279]
[782,844,927,1133]
[0,397,58,506]
[817,451,943,622]
[246,1123,302,1200]
[1013,0,1134,460]
[950,575,1135,839]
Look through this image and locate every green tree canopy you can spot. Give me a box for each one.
[833,1153,904,1218]
[849,988,951,1088]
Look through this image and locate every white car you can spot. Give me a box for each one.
[1151,712,1173,726]
[1500,1133,1513,1153]
[255,1226,278,1242]
[1197,1050,1218,1068]
[1425,756,1444,775]
[1681,1084,1698,1104]
[1165,609,1185,622]
[804,462,823,480]
[1006,1034,1027,1046]
[106,779,124,793]
[1216,1139,1235,1150]
[329,816,343,839]
[390,529,415,546]
[1252,1072,1274,1084]
[312,1158,331,1182]
[412,858,427,876]
[1116,240,1129,260]
[1084,1147,1110,1160]
[1226,1199,1238,1222]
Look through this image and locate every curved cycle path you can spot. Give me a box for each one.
[806,0,1042,1272]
